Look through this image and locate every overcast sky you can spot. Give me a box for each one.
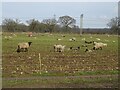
[2,2,118,28]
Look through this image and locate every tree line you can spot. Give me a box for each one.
[2,15,119,34]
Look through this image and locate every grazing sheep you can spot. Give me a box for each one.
[72,37,76,41]
[57,38,62,41]
[74,46,80,51]
[81,38,86,41]
[61,35,65,37]
[113,41,115,43]
[27,32,33,37]
[68,46,80,51]
[90,36,93,38]
[85,41,94,44]
[17,42,32,53]
[93,41,98,45]
[85,48,92,52]
[81,44,87,47]
[104,39,109,42]
[69,39,73,41]
[69,46,73,50]
[93,42,107,50]
[96,38,101,41]
[54,44,65,52]
[69,37,76,41]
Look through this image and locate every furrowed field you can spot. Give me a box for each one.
[2,32,119,88]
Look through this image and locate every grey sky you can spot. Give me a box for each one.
[2,2,118,28]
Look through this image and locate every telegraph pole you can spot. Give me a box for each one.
[80,14,83,36]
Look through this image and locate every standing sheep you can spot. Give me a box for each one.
[54,44,65,52]
[17,42,32,53]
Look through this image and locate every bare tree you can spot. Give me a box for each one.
[58,15,76,31]
[2,18,20,32]
[107,17,119,34]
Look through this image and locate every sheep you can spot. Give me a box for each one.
[69,46,73,50]
[85,48,92,52]
[73,46,80,51]
[81,38,86,41]
[57,38,62,41]
[69,39,73,41]
[17,42,32,53]
[4,36,12,40]
[85,41,94,44]
[93,42,107,50]
[90,36,93,38]
[104,39,109,42]
[72,37,76,41]
[81,44,87,47]
[27,32,33,37]
[69,37,76,41]
[96,38,101,41]
[113,41,116,43]
[54,44,65,52]
[93,41,98,45]
[61,35,65,37]
[68,46,80,51]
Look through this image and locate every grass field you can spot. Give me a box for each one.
[2,32,119,88]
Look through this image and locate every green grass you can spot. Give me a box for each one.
[3,74,118,88]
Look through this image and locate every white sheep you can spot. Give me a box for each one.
[17,42,32,53]
[93,42,107,50]
[82,38,86,41]
[54,44,65,52]
[85,48,92,52]
[72,37,76,41]
[69,37,76,41]
[96,38,101,41]
[57,38,62,41]
[69,39,73,41]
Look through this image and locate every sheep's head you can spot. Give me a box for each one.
[28,42,32,46]
[70,47,73,49]
[93,47,96,50]
[17,48,21,53]
[85,48,89,52]
[78,47,80,49]
[93,41,97,45]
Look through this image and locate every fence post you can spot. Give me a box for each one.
[39,53,42,74]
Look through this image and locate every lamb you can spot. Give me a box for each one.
[54,44,65,52]
[93,42,107,50]
[17,42,32,53]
